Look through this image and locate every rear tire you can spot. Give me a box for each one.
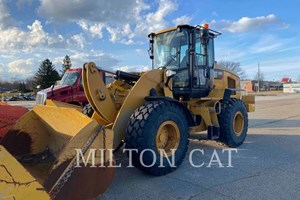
[218,98,248,148]
[125,101,189,176]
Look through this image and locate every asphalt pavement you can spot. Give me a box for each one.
[101,93,300,200]
[7,101,35,110]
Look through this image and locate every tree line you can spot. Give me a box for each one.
[1,57,258,93]
[0,55,72,93]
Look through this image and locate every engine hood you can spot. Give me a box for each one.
[41,85,72,95]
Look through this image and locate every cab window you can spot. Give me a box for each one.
[61,72,80,86]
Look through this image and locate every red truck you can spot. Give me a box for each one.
[36,68,114,114]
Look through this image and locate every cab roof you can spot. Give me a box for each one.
[148,24,192,36]
[148,24,221,37]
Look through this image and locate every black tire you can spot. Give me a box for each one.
[82,103,94,117]
[217,98,248,148]
[125,101,189,176]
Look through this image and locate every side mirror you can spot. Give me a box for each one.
[148,46,153,59]
[148,33,154,59]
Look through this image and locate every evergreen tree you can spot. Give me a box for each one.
[34,59,60,89]
[61,55,72,77]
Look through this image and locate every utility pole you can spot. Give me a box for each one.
[257,62,260,93]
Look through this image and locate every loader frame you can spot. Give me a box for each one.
[0,23,255,199]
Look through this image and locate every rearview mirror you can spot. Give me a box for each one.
[148,33,154,59]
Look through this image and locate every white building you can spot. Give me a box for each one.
[283,83,300,93]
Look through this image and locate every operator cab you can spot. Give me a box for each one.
[148,24,221,100]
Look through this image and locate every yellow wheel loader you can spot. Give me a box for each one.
[0,24,255,199]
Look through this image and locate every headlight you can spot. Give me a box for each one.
[36,92,47,105]
[166,70,176,77]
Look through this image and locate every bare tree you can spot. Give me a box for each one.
[253,71,265,91]
[25,77,34,91]
[254,71,264,81]
[217,60,246,79]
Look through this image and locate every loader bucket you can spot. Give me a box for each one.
[45,99,82,112]
[0,104,115,199]
[1,105,93,157]
[0,145,50,199]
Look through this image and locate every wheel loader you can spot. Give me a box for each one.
[0,24,255,199]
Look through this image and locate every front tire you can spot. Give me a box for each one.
[125,101,189,176]
[218,98,248,147]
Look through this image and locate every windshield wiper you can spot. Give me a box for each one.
[164,51,180,68]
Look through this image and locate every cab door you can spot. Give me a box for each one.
[191,30,215,98]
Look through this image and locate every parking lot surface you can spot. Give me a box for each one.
[102,93,300,200]
[7,101,35,110]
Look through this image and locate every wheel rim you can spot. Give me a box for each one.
[156,121,180,157]
[233,111,244,136]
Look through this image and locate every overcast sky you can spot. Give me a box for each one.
[0,0,299,81]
